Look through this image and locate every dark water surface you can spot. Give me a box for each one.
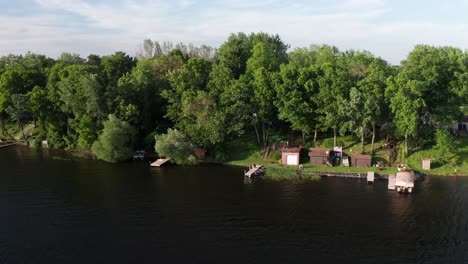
[1,146,467,263]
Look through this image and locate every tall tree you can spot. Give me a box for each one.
[101,51,136,87]
[388,45,464,156]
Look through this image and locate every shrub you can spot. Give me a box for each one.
[322,138,344,149]
[91,115,137,163]
[434,129,456,163]
[154,128,198,165]
[272,151,282,161]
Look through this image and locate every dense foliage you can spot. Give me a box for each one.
[0,34,467,163]
[91,115,137,162]
[154,128,197,165]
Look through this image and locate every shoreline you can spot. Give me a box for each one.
[4,145,468,177]
[223,160,468,177]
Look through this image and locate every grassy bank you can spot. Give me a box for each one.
[213,132,468,177]
[402,137,468,175]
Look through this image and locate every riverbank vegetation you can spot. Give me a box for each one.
[0,33,467,173]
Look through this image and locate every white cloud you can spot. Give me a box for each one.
[0,0,467,64]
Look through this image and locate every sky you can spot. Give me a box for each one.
[2,0,468,64]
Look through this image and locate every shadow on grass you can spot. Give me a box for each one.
[373,156,388,166]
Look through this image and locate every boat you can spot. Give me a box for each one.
[133,150,145,160]
[395,171,415,193]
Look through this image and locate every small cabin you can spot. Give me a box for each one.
[351,154,372,167]
[195,148,206,159]
[281,146,302,166]
[308,148,331,166]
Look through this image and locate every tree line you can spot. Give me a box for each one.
[0,32,467,162]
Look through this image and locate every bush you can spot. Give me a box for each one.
[210,144,229,162]
[144,131,158,151]
[434,129,456,163]
[91,115,137,163]
[272,151,282,161]
[322,138,344,149]
[155,128,198,165]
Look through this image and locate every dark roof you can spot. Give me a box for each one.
[281,146,302,153]
[308,148,331,157]
[351,154,372,160]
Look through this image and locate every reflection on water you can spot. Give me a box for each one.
[0,146,467,263]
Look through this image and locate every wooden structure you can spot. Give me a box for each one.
[388,174,396,190]
[195,148,206,159]
[422,158,432,170]
[150,158,170,167]
[281,146,302,166]
[395,171,415,193]
[342,156,350,167]
[351,154,372,167]
[0,142,16,148]
[308,148,331,166]
[244,164,266,177]
[367,171,375,183]
[41,140,49,149]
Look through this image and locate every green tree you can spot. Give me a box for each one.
[434,129,456,164]
[314,60,348,147]
[275,56,321,144]
[91,115,137,162]
[388,45,464,156]
[101,52,136,87]
[6,94,31,139]
[154,128,197,165]
[246,43,279,146]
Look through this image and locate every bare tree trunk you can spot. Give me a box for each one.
[404,130,408,158]
[262,122,266,147]
[361,128,365,154]
[264,125,270,148]
[19,120,25,140]
[333,128,337,147]
[371,124,376,155]
[0,112,5,136]
[313,128,318,143]
[253,122,260,144]
[302,129,306,145]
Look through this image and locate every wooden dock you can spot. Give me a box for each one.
[367,171,375,183]
[388,174,396,190]
[150,158,170,167]
[244,165,266,177]
[0,143,16,148]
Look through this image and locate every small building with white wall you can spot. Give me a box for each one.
[281,146,302,166]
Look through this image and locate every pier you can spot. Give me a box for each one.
[244,164,266,177]
[302,170,390,179]
[0,142,16,148]
[150,158,170,167]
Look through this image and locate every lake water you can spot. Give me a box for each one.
[1,146,467,263]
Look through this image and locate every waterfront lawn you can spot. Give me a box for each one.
[404,137,468,175]
[218,132,398,174]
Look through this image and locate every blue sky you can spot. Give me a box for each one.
[1,0,468,64]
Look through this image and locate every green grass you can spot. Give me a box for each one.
[461,105,468,115]
[265,166,321,181]
[213,130,468,176]
[403,137,468,175]
[213,132,400,178]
